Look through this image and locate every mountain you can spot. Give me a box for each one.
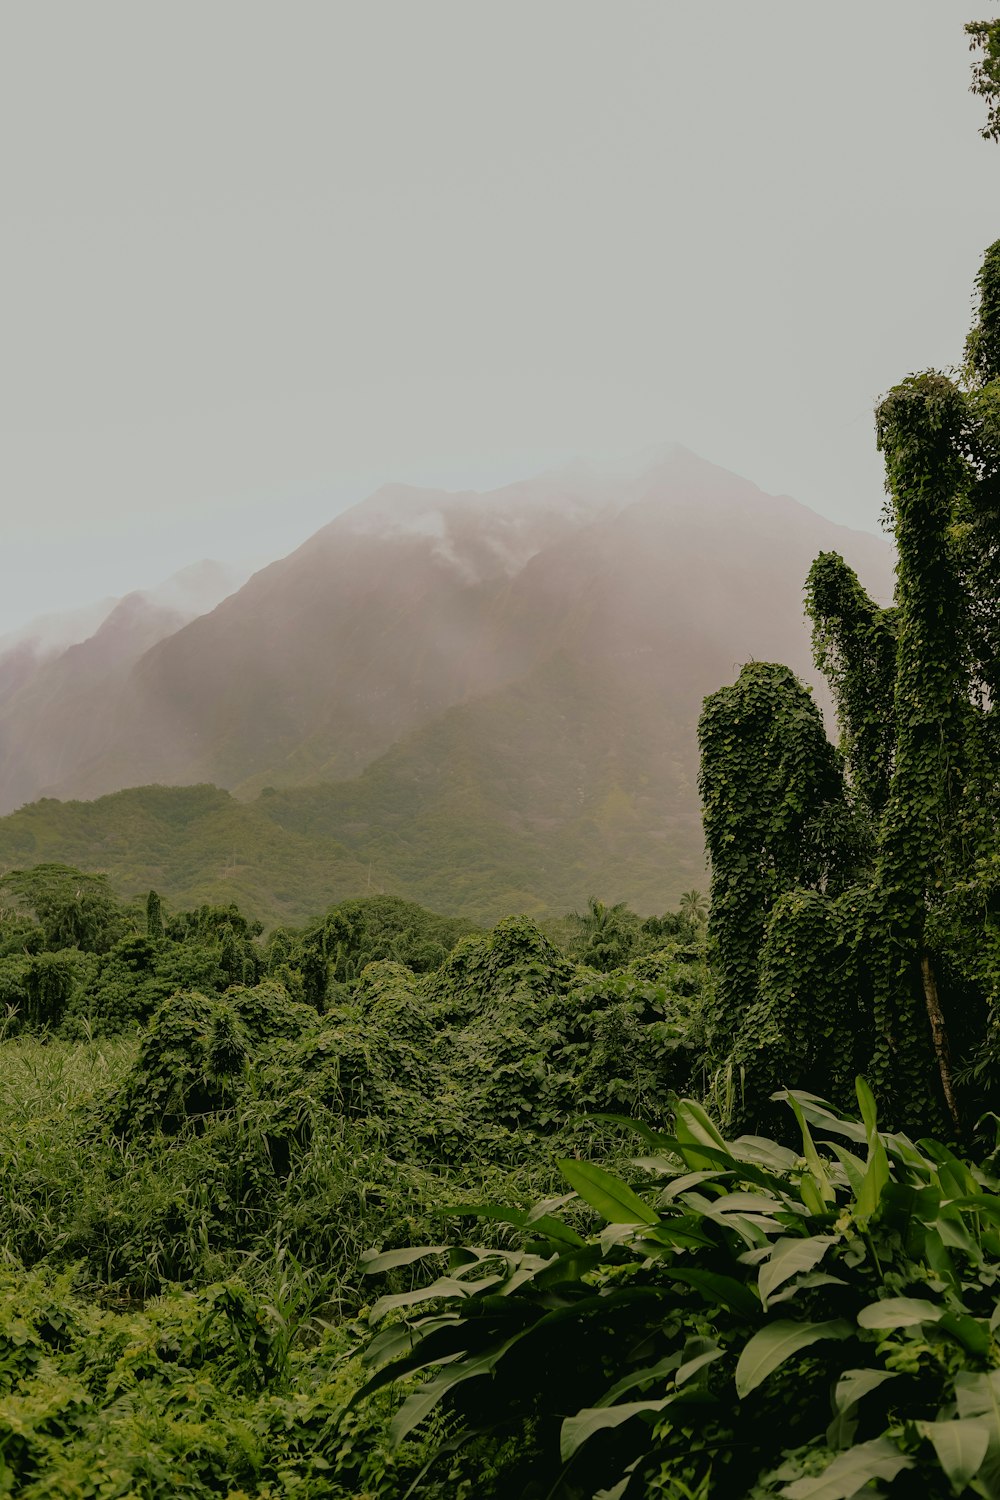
[0,560,249,815]
[0,448,894,923]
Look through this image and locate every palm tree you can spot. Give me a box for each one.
[678,889,708,928]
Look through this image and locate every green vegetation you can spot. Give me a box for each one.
[0,887,706,1495]
[0,19,998,1498]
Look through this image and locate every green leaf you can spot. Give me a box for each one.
[788,1095,836,1205]
[833,1368,899,1413]
[673,1098,729,1153]
[598,1352,682,1407]
[670,1267,761,1318]
[389,1344,507,1444]
[560,1397,673,1463]
[557,1159,659,1225]
[828,1143,866,1197]
[360,1244,450,1274]
[735,1319,851,1398]
[371,1273,502,1323]
[856,1296,942,1329]
[441,1202,587,1248]
[919,1418,991,1494]
[855,1077,879,1141]
[759,1236,837,1308]
[855,1134,889,1221]
[779,1436,912,1498]
[940,1311,992,1357]
[675,1340,724,1387]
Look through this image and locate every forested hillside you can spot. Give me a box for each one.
[2,19,1000,1500]
[0,448,893,921]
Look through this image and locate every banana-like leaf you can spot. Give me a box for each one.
[856,1296,942,1329]
[788,1095,836,1205]
[939,1311,991,1357]
[390,1342,511,1444]
[669,1266,761,1318]
[557,1158,659,1226]
[778,1435,911,1498]
[439,1202,587,1248]
[371,1273,502,1323]
[778,1091,868,1146]
[597,1351,682,1407]
[855,1077,879,1141]
[758,1235,837,1308]
[919,1417,992,1493]
[560,1396,674,1463]
[735,1319,850,1398]
[674,1098,729,1153]
[675,1340,724,1387]
[833,1368,899,1413]
[360,1244,451,1274]
[827,1144,866,1197]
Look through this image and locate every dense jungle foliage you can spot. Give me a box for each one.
[2,20,1000,1499]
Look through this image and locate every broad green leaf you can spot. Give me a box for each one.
[779,1436,912,1498]
[952,1372,1000,1500]
[709,1190,785,1215]
[779,1091,868,1146]
[919,1417,991,1494]
[788,1095,836,1205]
[360,1244,450,1274]
[828,1144,866,1197]
[389,1344,505,1444]
[855,1077,879,1142]
[940,1311,992,1357]
[674,1097,729,1152]
[735,1319,851,1398]
[439,1203,585,1248]
[557,1158,659,1225]
[371,1273,502,1323]
[598,1352,681,1407]
[769,1272,847,1308]
[675,1340,724,1387]
[655,1169,726,1199]
[799,1174,828,1218]
[759,1236,837,1307]
[640,1216,715,1251]
[670,1266,761,1318]
[855,1136,889,1221]
[949,1193,1000,1225]
[560,1397,673,1463]
[733,1134,801,1173]
[833,1368,899,1413]
[589,1112,675,1149]
[856,1296,942,1329]
[658,1138,792,1194]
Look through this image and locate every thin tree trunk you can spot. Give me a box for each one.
[920,952,961,1139]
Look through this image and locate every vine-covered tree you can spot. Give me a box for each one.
[699,22,1000,1135]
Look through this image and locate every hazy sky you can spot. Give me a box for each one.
[1,2,998,633]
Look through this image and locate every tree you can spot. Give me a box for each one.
[678,889,708,928]
[0,865,125,954]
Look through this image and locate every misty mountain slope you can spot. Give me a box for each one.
[248,464,894,917]
[43,445,890,812]
[14,466,628,808]
[0,561,249,815]
[0,448,895,920]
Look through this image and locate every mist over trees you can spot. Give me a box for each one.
[1,19,1000,1500]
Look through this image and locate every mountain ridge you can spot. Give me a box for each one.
[0,447,893,922]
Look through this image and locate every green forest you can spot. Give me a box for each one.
[2,22,1000,1500]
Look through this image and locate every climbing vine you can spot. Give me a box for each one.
[697,661,860,1065]
[698,33,1000,1133]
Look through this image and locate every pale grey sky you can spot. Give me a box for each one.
[1,2,997,633]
